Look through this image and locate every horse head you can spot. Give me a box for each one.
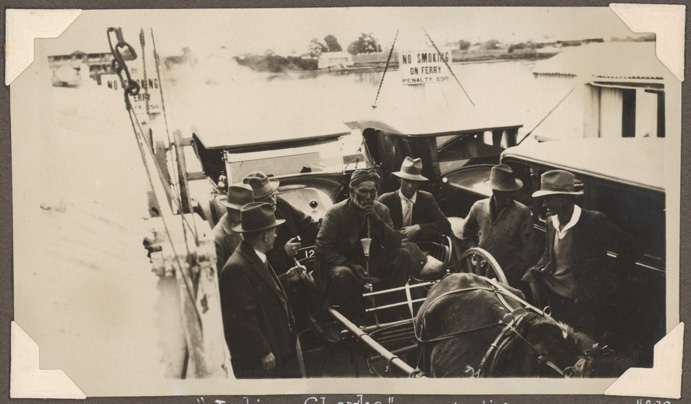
[489,297,633,378]
[490,315,586,377]
[561,328,633,378]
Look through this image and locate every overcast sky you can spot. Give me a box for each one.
[45,7,646,57]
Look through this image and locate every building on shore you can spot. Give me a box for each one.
[532,42,668,140]
[318,51,354,70]
[48,50,117,86]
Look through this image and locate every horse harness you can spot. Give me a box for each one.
[414,282,578,378]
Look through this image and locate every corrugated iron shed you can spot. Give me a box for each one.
[533,42,666,80]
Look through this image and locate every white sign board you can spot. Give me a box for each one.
[99,35,162,115]
[399,49,451,85]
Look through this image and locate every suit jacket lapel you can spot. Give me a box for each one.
[545,220,557,274]
[238,242,288,306]
[347,200,360,246]
[390,192,404,228]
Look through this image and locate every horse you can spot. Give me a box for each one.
[414,273,630,378]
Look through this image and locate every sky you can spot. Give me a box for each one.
[43,7,647,58]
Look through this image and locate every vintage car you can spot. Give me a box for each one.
[190,108,523,235]
[501,138,667,366]
[190,118,367,228]
[354,111,523,219]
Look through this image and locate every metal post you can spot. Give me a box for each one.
[328,308,421,377]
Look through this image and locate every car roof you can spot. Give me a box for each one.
[194,113,351,151]
[352,105,522,137]
[501,138,665,192]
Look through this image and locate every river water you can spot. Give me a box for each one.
[163,56,574,153]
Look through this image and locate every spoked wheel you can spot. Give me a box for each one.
[458,247,509,285]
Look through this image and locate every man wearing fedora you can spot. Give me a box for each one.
[220,202,303,378]
[461,164,536,289]
[315,168,426,322]
[243,171,321,338]
[521,170,638,340]
[212,184,254,276]
[243,172,320,275]
[379,156,451,242]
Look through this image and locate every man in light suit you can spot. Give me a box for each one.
[220,202,303,378]
[378,156,451,242]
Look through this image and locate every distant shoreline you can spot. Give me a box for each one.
[309,51,558,75]
[230,50,559,75]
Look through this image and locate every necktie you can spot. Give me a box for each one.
[403,198,413,227]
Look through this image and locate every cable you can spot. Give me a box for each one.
[423,28,475,106]
[517,87,576,145]
[108,27,203,329]
[372,30,399,110]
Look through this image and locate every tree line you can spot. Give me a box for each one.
[309,33,383,57]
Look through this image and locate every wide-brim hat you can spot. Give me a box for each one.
[232,202,285,233]
[393,156,428,182]
[485,164,523,192]
[219,184,255,210]
[532,169,584,198]
[243,171,280,199]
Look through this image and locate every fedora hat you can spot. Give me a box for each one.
[219,184,254,210]
[532,170,584,198]
[486,164,523,192]
[393,157,428,182]
[243,171,280,199]
[232,202,285,233]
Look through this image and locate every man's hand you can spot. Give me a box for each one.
[400,225,421,240]
[362,204,380,222]
[521,265,545,283]
[285,266,302,282]
[261,352,276,371]
[284,236,301,257]
[350,264,369,282]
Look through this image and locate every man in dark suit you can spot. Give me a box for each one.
[521,170,639,341]
[315,169,426,322]
[243,172,320,275]
[212,184,254,277]
[378,157,451,242]
[220,202,303,378]
[243,172,320,336]
[461,164,536,289]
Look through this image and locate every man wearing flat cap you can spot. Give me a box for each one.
[521,170,639,340]
[315,168,426,322]
[461,164,536,289]
[212,184,254,277]
[379,157,451,242]
[220,202,303,378]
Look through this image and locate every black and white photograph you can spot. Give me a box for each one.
[5,5,685,400]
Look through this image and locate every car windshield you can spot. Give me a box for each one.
[436,132,510,173]
[225,141,347,184]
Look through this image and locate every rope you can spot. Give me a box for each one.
[371,30,399,110]
[125,105,202,329]
[422,28,475,106]
[151,29,201,246]
[135,30,194,263]
[107,27,203,329]
[517,86,576,145]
